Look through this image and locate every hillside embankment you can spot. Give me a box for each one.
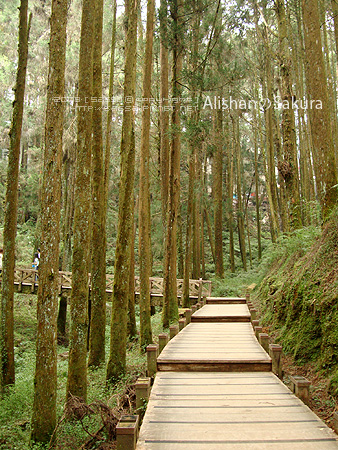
[254,208,338,398]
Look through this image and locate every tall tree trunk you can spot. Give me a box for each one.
[227,138,235,273]
[138,0,155,350]
[107,0,139,381]
[204,207,216,265]
[31,0,67,442]
[302,0,338,218]
[253,108,262,260]
[213,106,224,278]
[128,218,137,339]
[1,0,29,390]
[104,0,117,207]
[183,148,195,307]
[62,142,76,272]
[177,205,184,280]
[192,153,201,279]
[275,0,302,230]
[88,0,106,368]
[232,111,247,271]
[66,0,95,400]
[162,0,183,327]
[159,0,170,228]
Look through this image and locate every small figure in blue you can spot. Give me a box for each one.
[32,251,40,281]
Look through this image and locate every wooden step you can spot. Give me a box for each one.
[206,297,247,304]
[157,323,271,372]
[191,304,251,323]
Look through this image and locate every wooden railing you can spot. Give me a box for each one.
[2,267,212,299]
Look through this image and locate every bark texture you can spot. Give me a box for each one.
[1,0,29,390]
[302,0,338,218]
[138,0,155,350]
[31,0,67,442]
[107,0,139,382]
[66,0,95,401]
[162,0,183,328]
[88,0,106,368]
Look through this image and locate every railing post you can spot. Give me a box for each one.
[158,333,169,353]
[290,376,311,405]
[251,319,259,329]
[254,326,262,340]
[191,304,197,314]
[245,290,250,302]
[135,377,151,420]
[198,277,203,302]
[259,333,269,353]
[146,344,158,378]
[333,412,338,434]
[116,415,139,450]
[179,318,186,331]
[169,324,179,340]
[184,309,192,324]
[250,308,258,321]
[269,344,283,378]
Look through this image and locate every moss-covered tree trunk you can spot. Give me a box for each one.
[138,0,155,350]
[253,107,262,260]
[61,141,76,272]
[227,139,235,273]
[302,0,338,218]
[162,0,182,328]
[30,0,67,441]
[192,152,201,280]
[0,0,29,391]
[275,0,302,230]
[213,106,224,278]
[107,0,139,381]
[66,0,94,401]
[183,147,195,308]
[104,0,117,207]
[88,0,106,368]
[160,0,170,229]
[128,217,137,339]
[183,4,200,307]
[232,111,247,271]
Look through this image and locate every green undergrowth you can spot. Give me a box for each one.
[253,209,338,396]
[0,296,164,449]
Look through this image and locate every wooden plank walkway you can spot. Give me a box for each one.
[137,297,338,449]
[137,372,338,449]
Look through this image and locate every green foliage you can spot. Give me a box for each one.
[253,209,338,393]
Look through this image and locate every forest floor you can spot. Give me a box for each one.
[0,294,165,450]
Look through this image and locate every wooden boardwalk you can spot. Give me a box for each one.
[2,267,212,300]
[137,298,338,449]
